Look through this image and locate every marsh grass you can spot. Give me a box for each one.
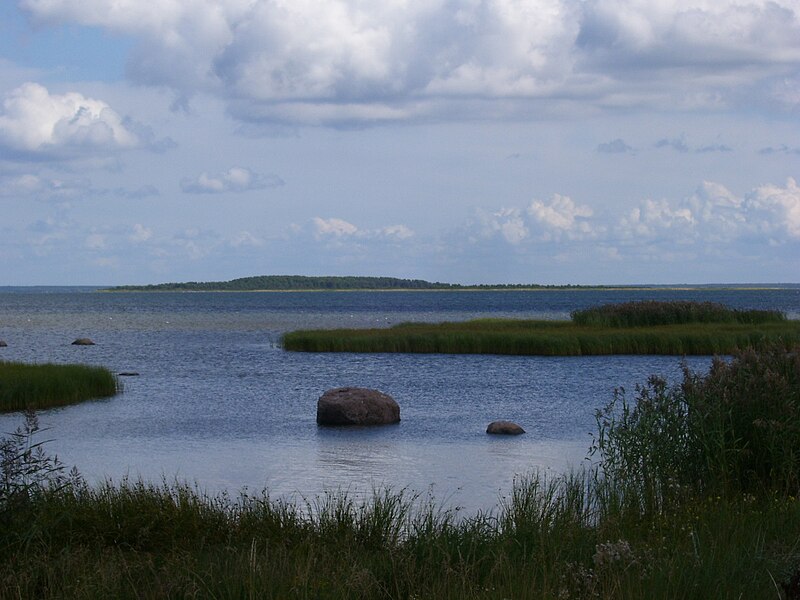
[2,473,799,598]
[282,319,800,355]
[571,300,786,327]
[0,361,119,412]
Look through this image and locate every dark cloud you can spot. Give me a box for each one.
[758,144,800,155]
[597,138,634,154]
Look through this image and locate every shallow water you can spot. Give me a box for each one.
[0,287,797,513]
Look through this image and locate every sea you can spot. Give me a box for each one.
[1,286,798,514]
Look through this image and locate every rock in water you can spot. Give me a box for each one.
[317,387,400,426]
[71,338,95,346]
[486,420,525,435]
[0,341,7,347]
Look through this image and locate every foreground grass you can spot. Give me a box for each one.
[0,361,119,412]
[1,477,798,599]
[282,318,800,355]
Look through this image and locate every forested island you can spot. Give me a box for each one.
[104,275,780,292]
[106,275,586,292]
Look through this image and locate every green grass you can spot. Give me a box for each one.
[0,361,120,412]
[282,318,800,355]
[1,474,798,598]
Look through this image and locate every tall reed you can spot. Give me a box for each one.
[0,361,119,412]
[571,300,785,327]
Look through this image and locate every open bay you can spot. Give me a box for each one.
[1,286,798,513]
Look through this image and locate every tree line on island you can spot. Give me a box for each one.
[106,275,590,292]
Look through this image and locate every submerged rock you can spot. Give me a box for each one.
[71,338,95,345]
[486,420,525,435]
[317,387,400,426]
[118,372,140,377]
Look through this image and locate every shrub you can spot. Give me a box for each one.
[593,343,800,506]
[684,345,800,495]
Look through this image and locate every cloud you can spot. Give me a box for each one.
[129,223,152,243]
[597,138,634,154]
[528,194,595,238]
[616,178,800,243]
[311,217,414,242]
[312,217,358,238]
[181,166,284,194]
[655,136,690,153]
[696,143,733,153]
[759,144,800,155]
[747,177,800,239]
[20,0,800,126]
[229,230,263,247]
[0,83,138,158]
[0,173,92,199]
[655,135,733,154]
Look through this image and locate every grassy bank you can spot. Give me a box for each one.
[1,344,799,598]
[0,361,119,412]
[282,301,799,355]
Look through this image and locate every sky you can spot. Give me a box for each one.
[0,0,798,286]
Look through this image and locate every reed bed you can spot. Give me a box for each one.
[571,300,786,327]
[2,344,800,598]
[282,319,800,355]
[0,361,119,412]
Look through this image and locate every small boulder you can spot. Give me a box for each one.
[0,341,7,347]
[118,372,140,377]
[71,338,95,346]
[317,387,400,426]
[486,420,525,435]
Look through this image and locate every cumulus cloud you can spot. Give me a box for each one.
[528,194,595,239]
[0,173,92,199]
[747,177,800,239]
[311,217,414,241]
[0,83,138,157]
[616,178,800,243]
[20,0,800,125]
[181,166,284,194]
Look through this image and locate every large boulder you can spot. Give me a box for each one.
[317,387,400,426]
[486,420,525,435]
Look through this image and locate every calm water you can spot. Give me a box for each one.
[1,287,798,513]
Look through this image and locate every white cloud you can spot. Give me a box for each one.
[311,217,415,241]
[20,0,800,125]
[747,177,800,239]
[129,223,153,243]
[0,173,92,199]
[0,83,138,156]
[313,217,358,238]
[84,233,107,250]
[528,194,595,238]
[380,224,414,240]
[181,166,284,194]
[229,230,263,247]
[616,178,800,243]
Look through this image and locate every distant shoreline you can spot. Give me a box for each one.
[100,275,798,293]
[101,285,794,293]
